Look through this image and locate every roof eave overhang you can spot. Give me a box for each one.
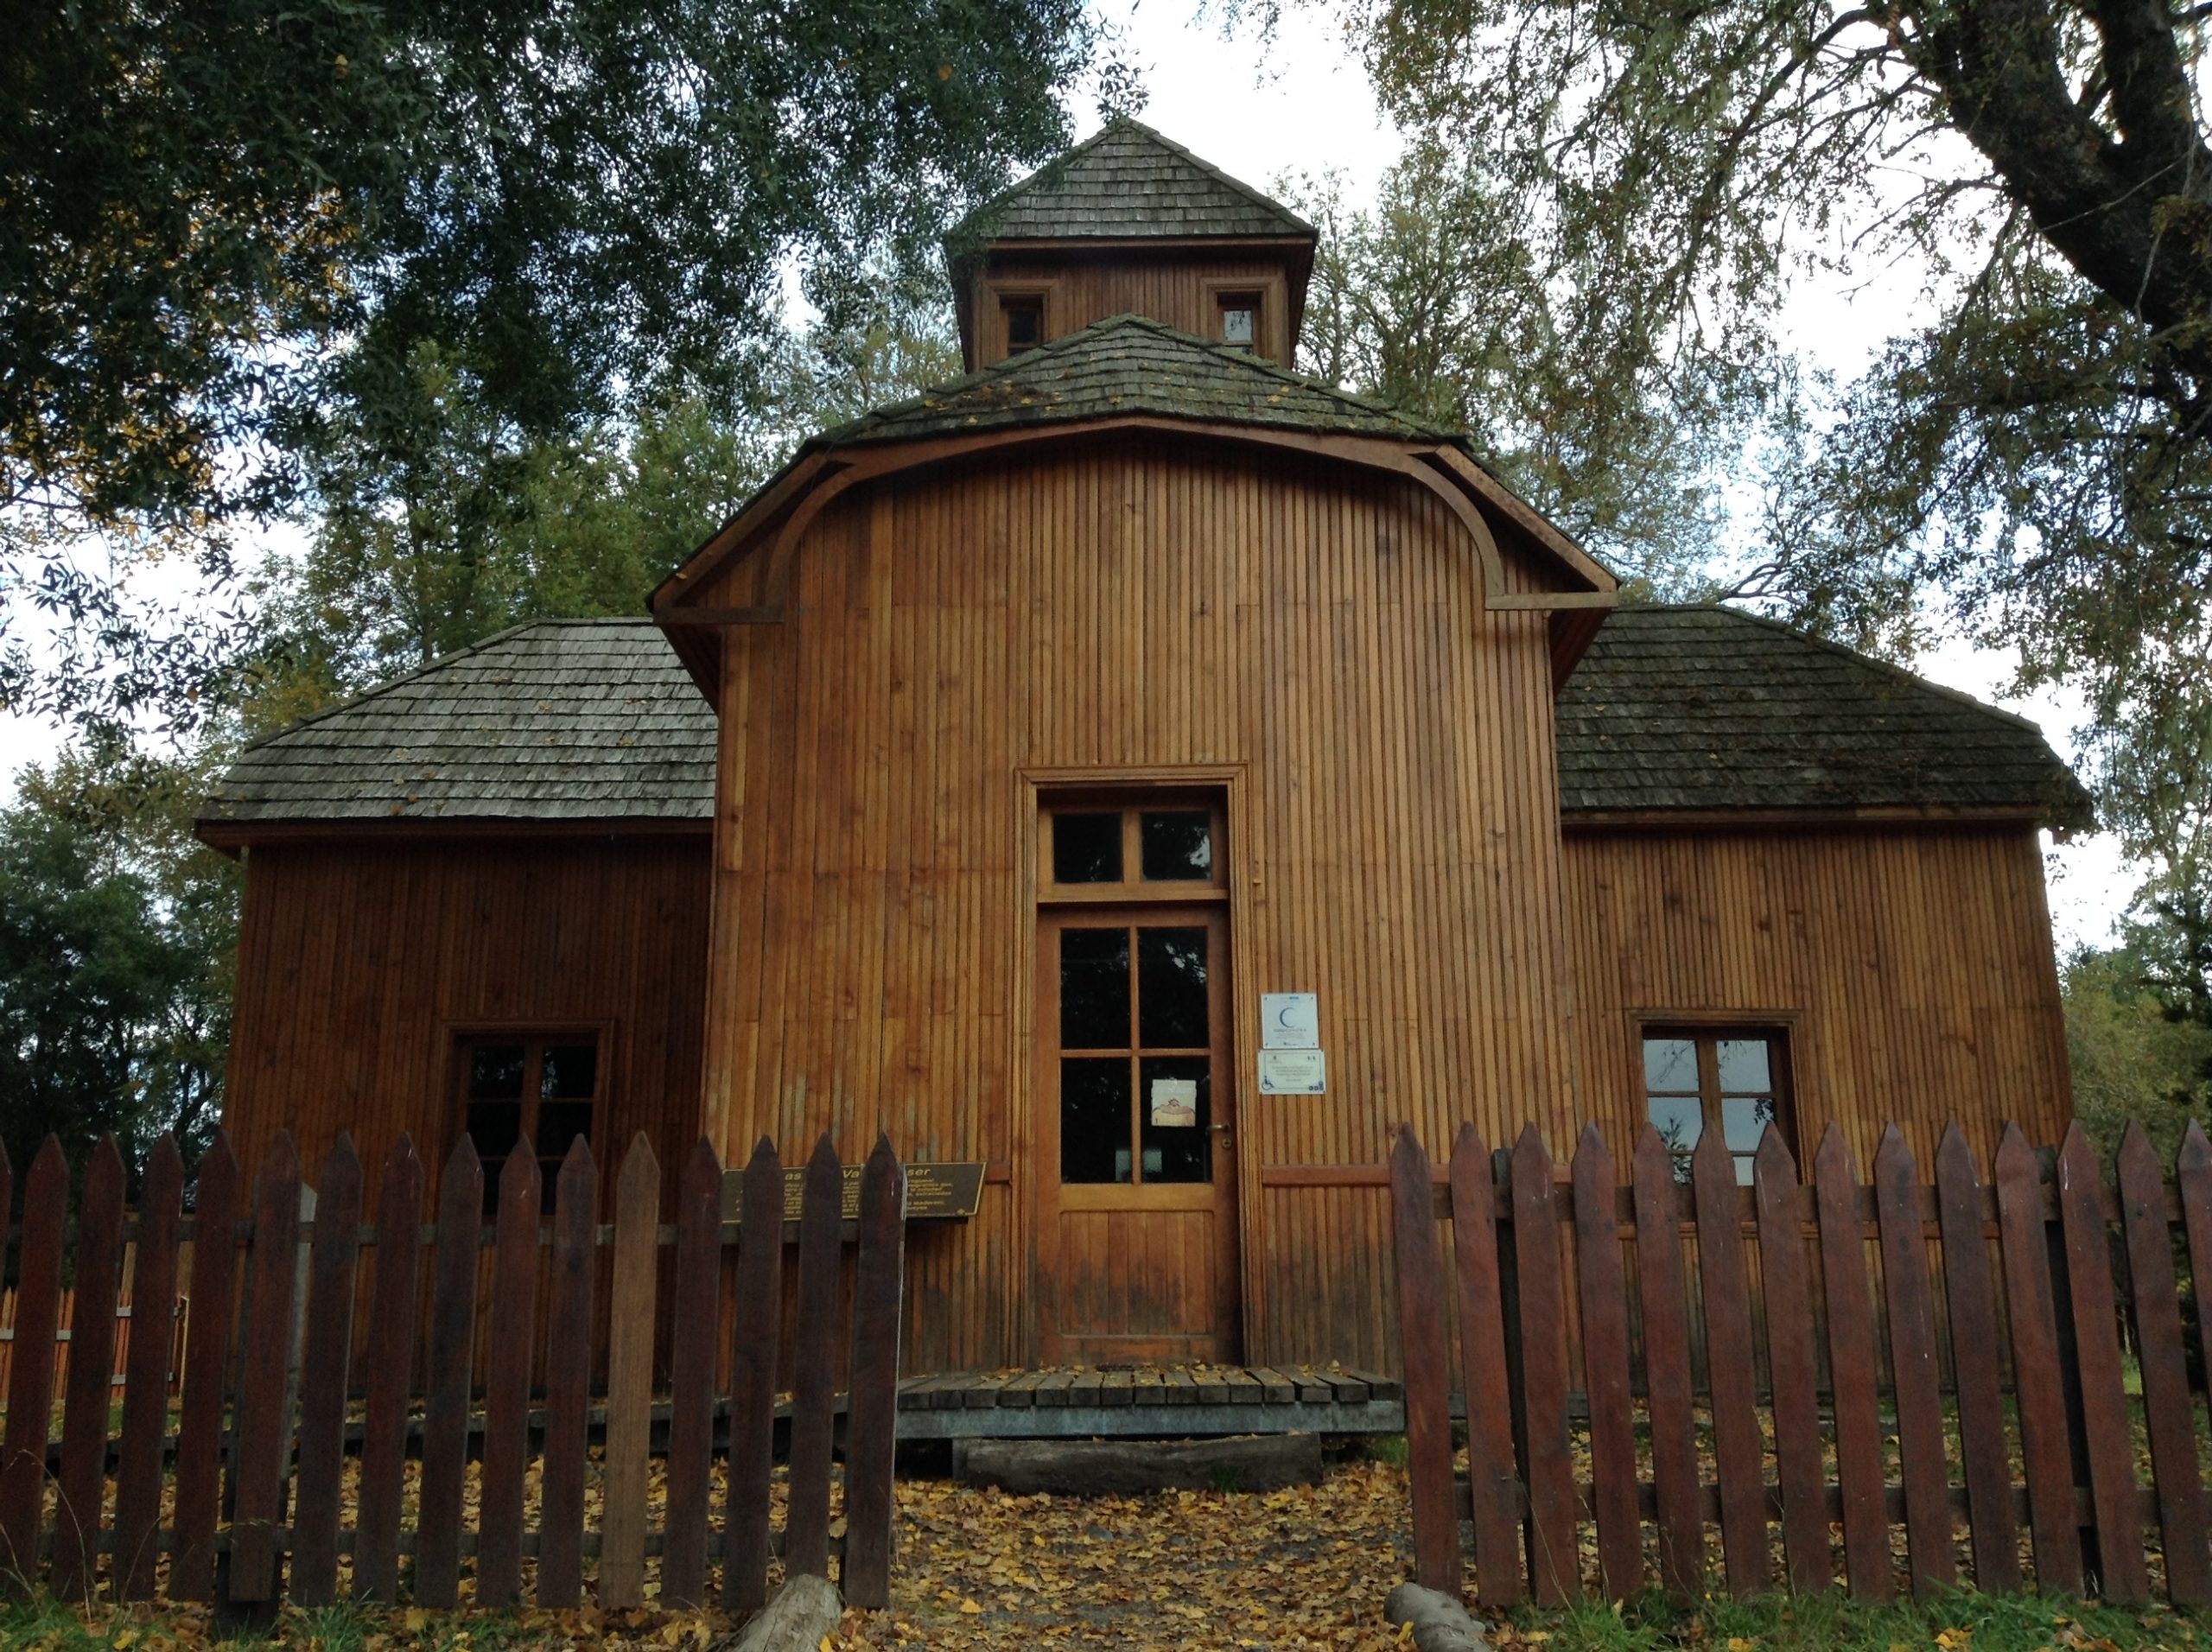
[194,814,715,855]
[652,414,1618,696]
[1559,804,2076,835]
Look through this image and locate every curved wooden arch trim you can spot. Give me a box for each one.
[649,448,845,620]
[1428,445,1617,595]
[658,417,1535,621]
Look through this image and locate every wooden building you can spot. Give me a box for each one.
[200,120,2090,1375]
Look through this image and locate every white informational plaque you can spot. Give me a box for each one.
[1257,1049,1327,1095]
[1261,993,1319,1050]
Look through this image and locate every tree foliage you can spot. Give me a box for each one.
[1255,0,2212,865]
[257,285,964,696]
[1,0,1110,725]
[0,750,236,1185]
[1281,148,1782,592]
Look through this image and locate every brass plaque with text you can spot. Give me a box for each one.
[721,1162,987,1223]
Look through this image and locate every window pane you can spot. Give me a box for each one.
[1005,301,1041,350]
[1221,306,1255,346]
[541,1043,598,1099]
[1060,1058,1131,1183]
[1140,1056,1211,1183]
[1140,811,1212,880]
[1646,1094,1701,1154]
[1732,1153,1757,1186]
[467,1099,523,1164]
[538,1100,594,1164]
[1052,812,1122,883]
[1137,927,1209,1048]
[1059,928,1130,1049]
[468,1045,526,1099]
[1722,1094,1777,1154]
[1642,1038,1698,1093]
[1717,1038,1772,1093]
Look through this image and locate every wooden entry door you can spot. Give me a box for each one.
[1038,905,1239,1362]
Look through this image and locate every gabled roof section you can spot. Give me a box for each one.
[1555,605,2093,826]
[813,314,1454,448]
[196,620,715,840]
[950,118,1314,245]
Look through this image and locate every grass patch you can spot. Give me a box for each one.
[1490,1589,2201,1652]
[0,1594,724,1650]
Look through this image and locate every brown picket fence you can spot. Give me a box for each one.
[0,1275,186,1404]
[0,1126,906,1613]
[1391,1116,2212,1610]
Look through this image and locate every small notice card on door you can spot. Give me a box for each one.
[1149,1077,1198,1127]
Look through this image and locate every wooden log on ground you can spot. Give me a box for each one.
[957,1433,1324,1496]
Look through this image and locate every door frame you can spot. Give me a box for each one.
[1011,765,1261,1365]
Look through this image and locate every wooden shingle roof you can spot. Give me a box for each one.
[1555,606,2092,824]
[200,608,2088,836]
[814,313,1454,449]
[197,620,715,831]
[951,118,1313,244]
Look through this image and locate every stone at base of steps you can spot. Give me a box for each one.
[721,1574,842,1652]
[955,1432,1325,1496]
[1385,1582,1490,1652]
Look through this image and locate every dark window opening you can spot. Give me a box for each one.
[1003,295,1044,355]
[456,1032,604,1211]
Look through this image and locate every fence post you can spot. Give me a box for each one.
[1389,1127,1458,1596]
[842,1134,909,1610]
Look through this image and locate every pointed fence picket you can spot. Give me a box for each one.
[0,1126,906,1614]
[1392,1116,2212,1611]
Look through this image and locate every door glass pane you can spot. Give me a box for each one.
[1052,813,1122,883]
[1060,1058,1131,1184]
[468,1044,526,1099]
[1642,1037,1697,1093]
[1137,927,1209,1048]
[1717,1038,1772,1092]
[1140,1056,1211,1183]
[1059,928,1130,1049]
[1140,811,1212,880]
[541,1043,598,1098]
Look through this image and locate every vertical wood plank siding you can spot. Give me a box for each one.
[703,435,1582,1370]
[970,255,1299,366]
[222,837,709,1212]
[1560,824,2072,1166]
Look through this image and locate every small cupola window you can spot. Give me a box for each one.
[1003,294,1045,355]
[1217,294,1261,353]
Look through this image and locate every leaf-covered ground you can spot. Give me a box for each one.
[830,1458,1415,1650]
[0,1458,2200,1652]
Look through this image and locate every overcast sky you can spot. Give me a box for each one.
[0,1,2134,950]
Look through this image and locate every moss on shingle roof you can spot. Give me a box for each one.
[1555,606,2092,824]
[951,118,1313,245]
[813,314,1454,450]
[197,620,715,828]
[200,608,2088,833]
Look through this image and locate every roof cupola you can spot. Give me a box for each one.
[945,119,1317,372]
